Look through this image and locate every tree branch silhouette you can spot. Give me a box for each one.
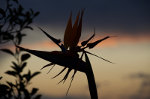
[0,0,41,99]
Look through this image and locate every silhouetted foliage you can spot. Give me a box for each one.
[0,0,39,44]
[0,49,41,99]
[0,0,41,99]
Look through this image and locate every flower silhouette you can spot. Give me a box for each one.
[17,10,114,99]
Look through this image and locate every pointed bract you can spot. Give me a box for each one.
[39,27,61,47]
[64,12,72,49]
[73,10,84,47]
[41,63,54,70]
[70,11,80,48]
[81,31,95,46]
[87,36,110,49]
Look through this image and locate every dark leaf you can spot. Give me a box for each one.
[31,88,38,96]
[21,53,31,61]
[0,8,5,18]
[34,94,42,99]
[28,70,31,76]
[87,36,110,49]
[13,8,17,15]
[30,9,34,14]
[0,84,9,95]
[31,72,40,78]
[0,49,14,56]
[18,5,23,13]
[12,61,18,67]
[11,61,23,73]
[21,34,26,37]
[23,74,29,82]
[34,12,40,17]
[23,70,40,82]
[24,26,33,30]
[0,84,9,89]
[21,62,27,72]
[2,33,14,40]
[5,71,17,77]
[23,89,30,99]
[23,70,31,82]
[26,11,30,17]
[0,76,2,80]
[6,81,15,87]
[11,66,17,71]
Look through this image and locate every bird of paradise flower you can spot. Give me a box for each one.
[17,10,114,99]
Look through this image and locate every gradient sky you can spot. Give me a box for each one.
[0,0,150,99]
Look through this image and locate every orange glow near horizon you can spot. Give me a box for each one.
[22,34,150,49]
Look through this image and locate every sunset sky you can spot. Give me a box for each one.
[0,0,150,99]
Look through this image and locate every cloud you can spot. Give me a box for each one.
[129,72,150,79]
[124,72,150,99]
